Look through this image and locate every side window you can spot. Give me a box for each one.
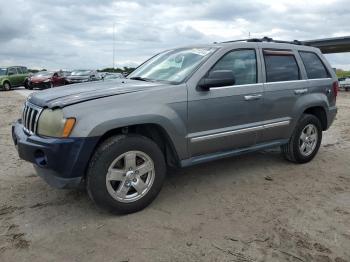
[211,49,257,85]
[299,51,329,79]
[264,50,300,82]
[8,67,17,75]
[16,67,23,74]
[21,67,28,74]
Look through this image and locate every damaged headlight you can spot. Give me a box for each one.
[37,109,76,138]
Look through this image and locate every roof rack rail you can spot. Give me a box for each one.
[220,36,304,45]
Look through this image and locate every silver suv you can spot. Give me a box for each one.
[12,38,338,213]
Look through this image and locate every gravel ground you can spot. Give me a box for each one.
[0,90,350,262]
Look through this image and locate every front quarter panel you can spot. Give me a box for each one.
[64,84,189,159]
[0,76,9,86]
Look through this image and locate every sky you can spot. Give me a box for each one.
[0,0,350,70]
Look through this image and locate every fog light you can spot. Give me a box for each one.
[34,150,47,166]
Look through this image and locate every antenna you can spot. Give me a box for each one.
[113,23,116,69]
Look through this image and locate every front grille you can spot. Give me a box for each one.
[22,102,43,135]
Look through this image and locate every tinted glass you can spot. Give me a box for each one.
[299,51,329,79]
[8,68,17,75]
[21,67,28,74]
[16,67,23,74]
[211,49,257,85]
[264,53,299,82]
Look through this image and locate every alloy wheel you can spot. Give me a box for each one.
[105,150,155,203]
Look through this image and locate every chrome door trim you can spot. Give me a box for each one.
[209,83,262,91]
[264,120,290,129]
[294,88,308,95]
[244,94,262,101]
[191,125,262,143]
[190,120,290,143]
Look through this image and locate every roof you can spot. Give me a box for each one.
[217,36,350,54]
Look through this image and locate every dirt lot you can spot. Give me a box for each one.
[0,90,350,262]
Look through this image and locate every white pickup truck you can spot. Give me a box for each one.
[339,77,350,91]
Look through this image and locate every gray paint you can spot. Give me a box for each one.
[27,41,338,166]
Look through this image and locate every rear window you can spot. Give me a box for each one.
[299,51,329,79]
[264,50,300,82]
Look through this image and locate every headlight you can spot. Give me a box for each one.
[37,109,76,138]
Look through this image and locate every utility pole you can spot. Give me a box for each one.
[113,23,116,69]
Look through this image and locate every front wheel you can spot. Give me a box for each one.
[87,135,166,214]
[3,82,11,91]
[281,114,322,164]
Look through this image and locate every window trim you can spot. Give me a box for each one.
[263,49,301,83]
[298,51,330,79]
[204,48,258,86]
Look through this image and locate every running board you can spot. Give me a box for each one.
[180,140,288,168]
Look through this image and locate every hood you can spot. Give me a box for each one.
[28,79,163,108]
[66,75,90,80]
[30,76,51,83]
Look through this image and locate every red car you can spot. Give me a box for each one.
[28,71,66,90]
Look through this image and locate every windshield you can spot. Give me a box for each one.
[34,71,53,77]
[0,68,6,76]
[128,47,217,84]
[71,70,91,76]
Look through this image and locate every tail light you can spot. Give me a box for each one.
[332,81,339,100]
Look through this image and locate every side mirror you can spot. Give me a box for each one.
[198,70,235,90]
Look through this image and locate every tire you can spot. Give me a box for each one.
[281,114,322,164]
[87,134,166,214]
[24,79,29,89]
[3,81,11,91]
[28,85,33,90]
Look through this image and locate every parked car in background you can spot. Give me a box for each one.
[61,70,72,77]
[28,71,66,90]
[101,72,125,80]
[65,70,98,84]
[339,77,350,91]
[0,66,30,91]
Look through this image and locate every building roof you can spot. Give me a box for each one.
[303,36,350,54]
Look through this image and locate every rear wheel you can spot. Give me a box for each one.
[3,81,11,91]
[87,134,166,214]
[281,114,322,163]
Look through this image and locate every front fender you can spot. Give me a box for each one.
[65,85,188,159]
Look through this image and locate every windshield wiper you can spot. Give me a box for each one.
[129,76,152,82]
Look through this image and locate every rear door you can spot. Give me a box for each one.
[187,45,265,157]
[258,46,307,143]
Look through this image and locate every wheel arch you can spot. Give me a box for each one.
[88,123,181,169]
[303,106,327,131]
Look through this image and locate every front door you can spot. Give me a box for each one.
[188,48,265,157]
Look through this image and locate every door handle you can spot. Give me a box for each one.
[294,88,308,95]
[244,94,262,101]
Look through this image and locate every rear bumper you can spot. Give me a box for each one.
[12,120,99,189]
[326,106,337,129]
